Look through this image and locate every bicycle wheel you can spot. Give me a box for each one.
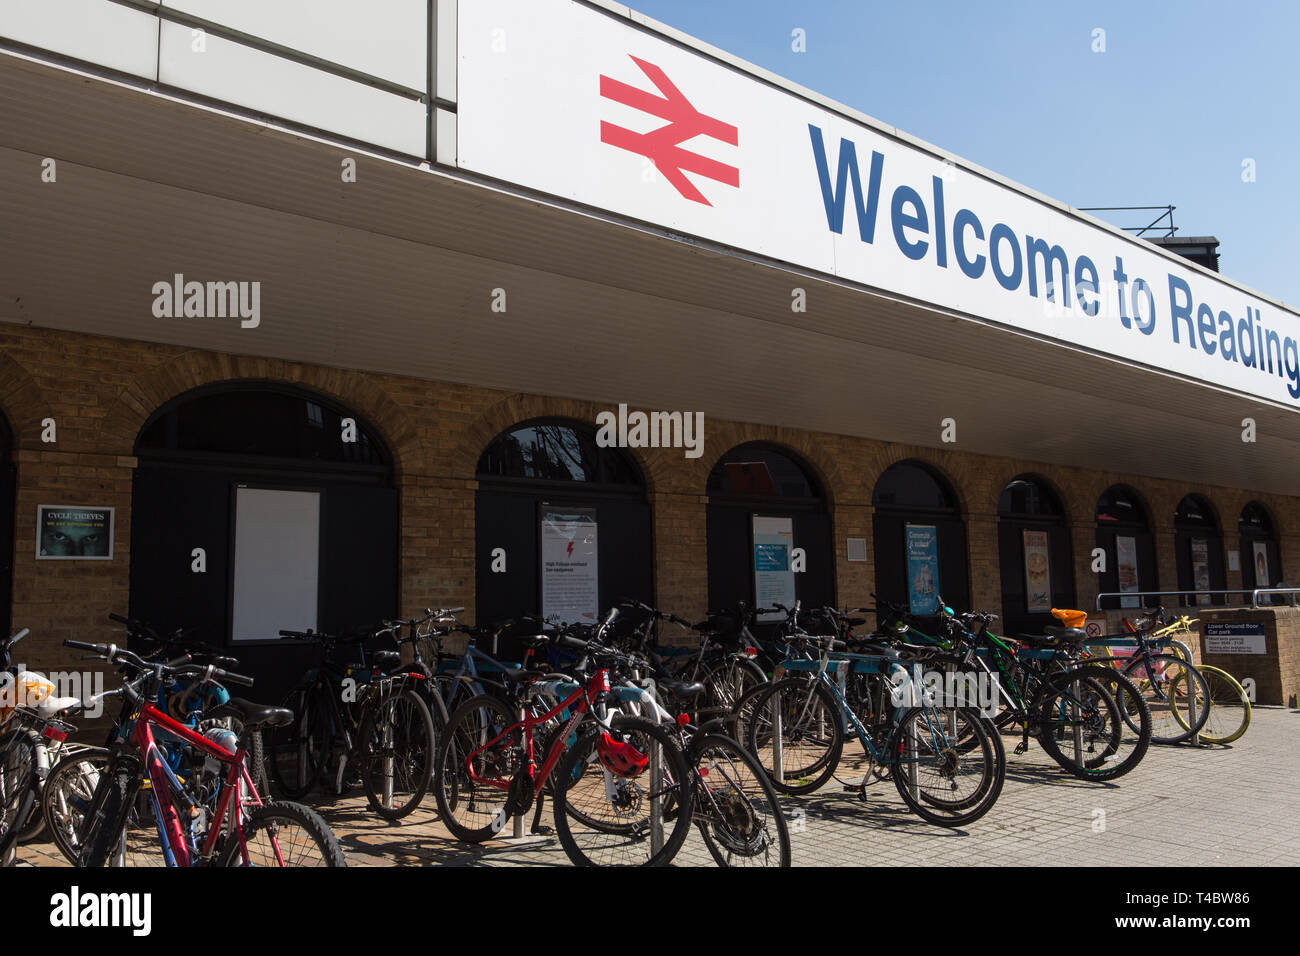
[434,694,521,843]
[890,707,1000,827]
[42,747,109,864]
[692,733,790,867]
[553,716,692,866]
[1120,654,1209,744]
[699,657,767,718]
[1037,665,1150,781]
[1169,664,1251,745]
[268,685,330,799]
[744,678,843,795]
[218,800,347,867]
[359,687,435,820]
[0,730,37,859]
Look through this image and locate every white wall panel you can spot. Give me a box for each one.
[159,21,426,155]
[0,0,158,80]
[163,0,427,91]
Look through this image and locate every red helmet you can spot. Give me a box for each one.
[597,732,649,777]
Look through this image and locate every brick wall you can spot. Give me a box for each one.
[3,324,1300,680]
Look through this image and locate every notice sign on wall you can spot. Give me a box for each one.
[1116,535,1140,609]
[753,516,796,623]
[36,505,113,559]
[541,508,599,626]
[1191,537,1212,606]
[905,524,940,615]
[1022,530,1051,612]
[1203,623,1267,655]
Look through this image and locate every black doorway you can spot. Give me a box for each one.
[1095,485,1157,611]
[1239,501,1282,602]
[1174,494,1225,607]
[997,474,1075,634]
[128,383,398,704]
[872,461,968,625]
[475,419,652,658]
[706,443,834,633]
[0,410,14,639]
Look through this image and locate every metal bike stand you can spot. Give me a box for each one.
[501,701,542,845]
[649,740,662,856]
[907,709,919,802]
[771,693,784,783]
[1071,678,1083,766]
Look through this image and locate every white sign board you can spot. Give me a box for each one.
[541,508,599,626]
[753,515,795,623]
[1203,623,1267,655]
[231,487,319,642]
[458,0,1300,408]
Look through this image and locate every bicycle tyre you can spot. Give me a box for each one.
[79,762,139,868]
[434,694,520,843]
[1038,665,1150,781]
[553,716,693,867]
[42,746,110,864]
[1169,664,1251,745]
[692,733,790,867]
[0,730,39,859]
[268,684,329,800]
[744,677,844,795]
[218,800,347,867]
[890,707,1000,827]
[1120,654,1210,745]
[359,687,435,820]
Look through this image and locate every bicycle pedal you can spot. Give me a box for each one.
[1013,741,1030,755]
[530,825,554,836]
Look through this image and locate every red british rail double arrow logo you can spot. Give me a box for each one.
[599,55,739,206]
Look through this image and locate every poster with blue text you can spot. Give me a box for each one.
[905,524,940,614]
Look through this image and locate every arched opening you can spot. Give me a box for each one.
[873,461,968,624]
[0,409,13,639]
[475,419,651,644]
[1095,485,1156,610]
[997,474,1074,633]
[131,382,398,702]
[705,442,834,628]
[1174,494,1225,606]
[1239,501,1282,602]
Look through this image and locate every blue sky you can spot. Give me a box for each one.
[627,0,1300,307]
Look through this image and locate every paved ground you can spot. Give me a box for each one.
[15,707,1299,867]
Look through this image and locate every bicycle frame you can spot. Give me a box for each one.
[461,672,605,795]
[121,700,263,867]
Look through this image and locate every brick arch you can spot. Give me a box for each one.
[860,445,973,515]
[97,353,419,477]
[449,394,662,492]
[0,351,48,451]
[988,467,1073,520]
[1090,478,1161,529]
[1172,489,1226,535]
[700,424,847,505]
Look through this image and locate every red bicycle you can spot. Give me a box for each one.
[66,640,346,867]
[433,637,693,867]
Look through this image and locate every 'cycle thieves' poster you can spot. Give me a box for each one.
[36,504,114,559]
[541,508,599,626]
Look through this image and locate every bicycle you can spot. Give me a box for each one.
[434,626,693,866]
[1,626,84,858]
[66,640,345,867]
[742,613,1004,827]
[268,627,435,820]
[562,624,790,867]
[939,604,1152,780]
[1085,607,1211,745]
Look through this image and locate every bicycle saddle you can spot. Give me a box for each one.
[371,650,402,671]
[664,681,705,699]
[207,697,294,730]
[1015,626,1086,647]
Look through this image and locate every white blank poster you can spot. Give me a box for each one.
[231,487,320,642]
